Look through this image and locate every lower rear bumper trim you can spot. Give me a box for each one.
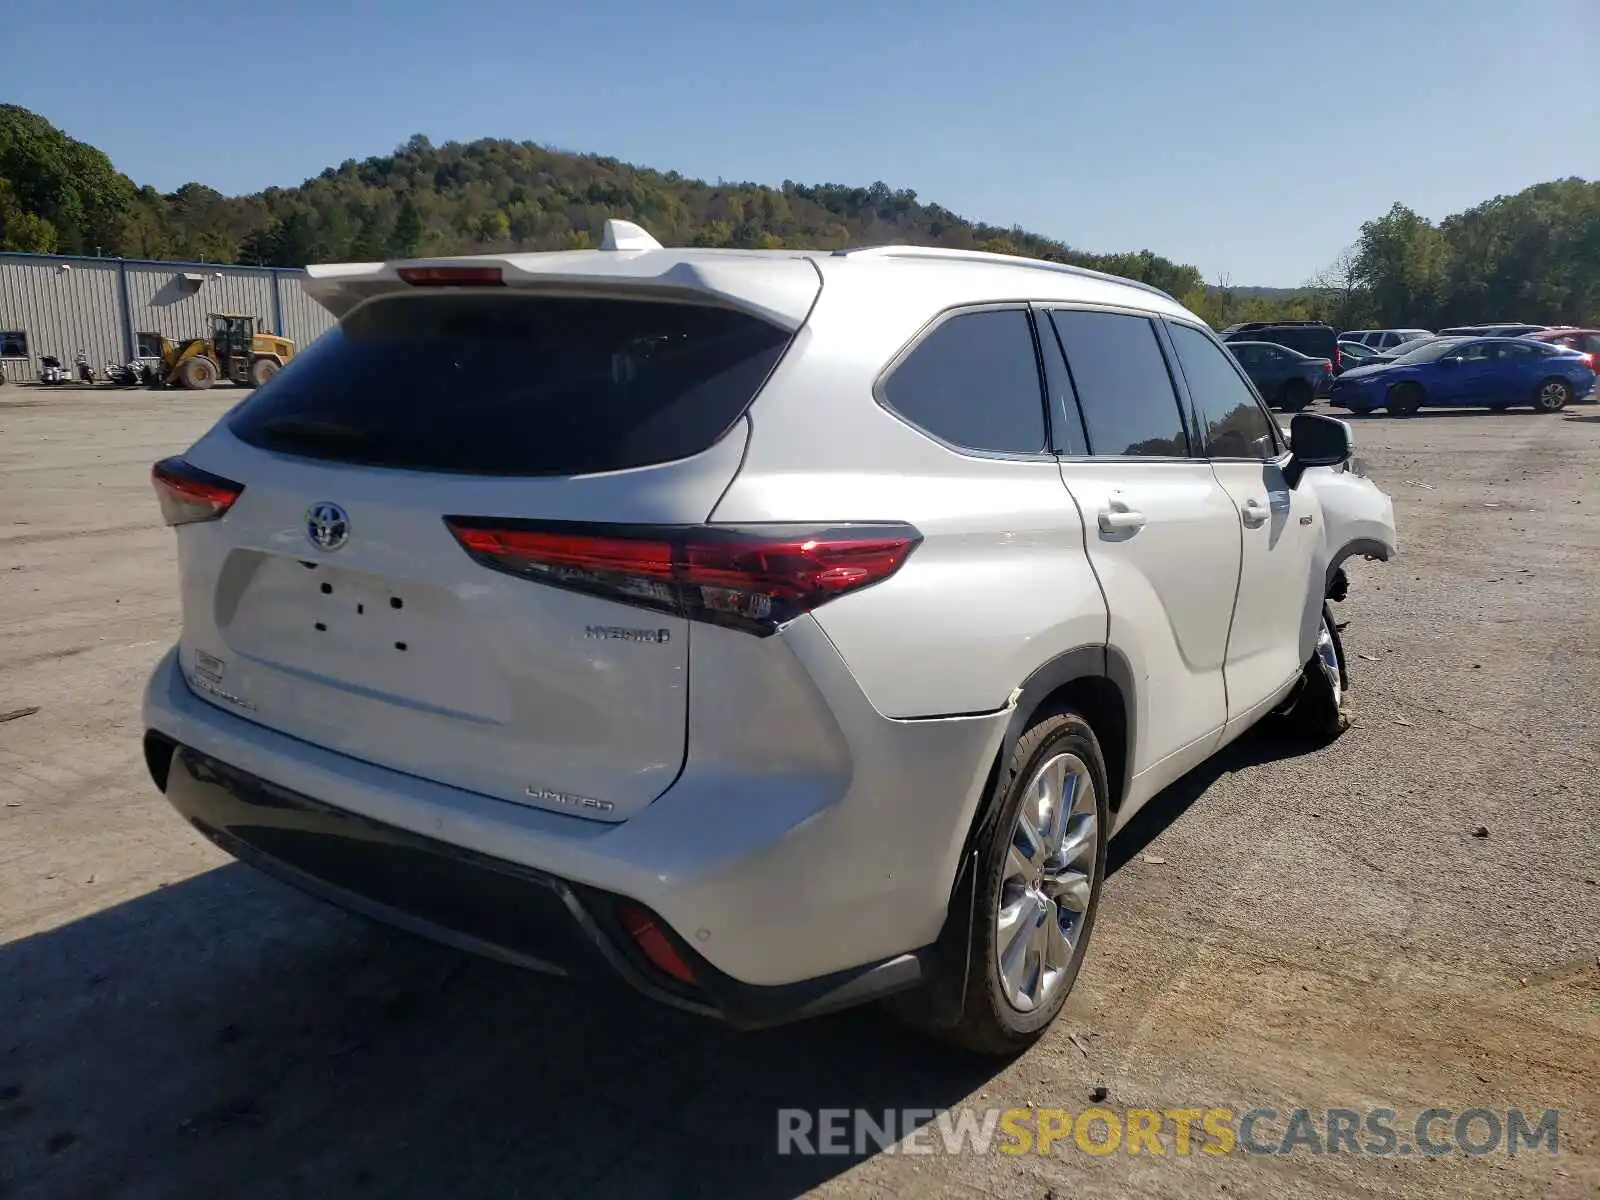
[155,738,932,1030]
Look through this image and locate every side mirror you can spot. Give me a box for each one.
[1440,356,1461,367]
[1285,411,1352,487]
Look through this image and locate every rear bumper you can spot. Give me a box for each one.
[150,735,932,1029]
[142,621,1009,1000]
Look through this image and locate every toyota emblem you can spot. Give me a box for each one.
[305,502,350,552]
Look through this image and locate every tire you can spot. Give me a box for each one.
[1532,377,1571,413]
[1385,382,1423,416]
[248,357,280,388]
[929,709,1110,1056]
[1279,604,1350,741]
[1280,379,1313,412]
[178,355,218,390]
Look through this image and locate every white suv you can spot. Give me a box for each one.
[141,221,1398,1054]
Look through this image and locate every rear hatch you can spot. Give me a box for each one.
[170,281,811,821]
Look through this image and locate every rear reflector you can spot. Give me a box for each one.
[151,457,243,526]
[443,519,922,636]
[397,266,504,287]
[617,902,698,986]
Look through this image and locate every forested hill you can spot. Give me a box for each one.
[2,103,1596,328]
[0,104,1207,304]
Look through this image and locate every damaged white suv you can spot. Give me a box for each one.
[142,222,1397,1054]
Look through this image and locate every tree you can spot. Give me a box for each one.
[0,178,57,251]
[1,104,1596,329]
[389,196,425,258]
[0,103,135,255]
[1351,204,1451,327]
[1305,244,1369,329]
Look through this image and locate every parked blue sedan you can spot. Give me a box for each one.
[1328,336,1597,415]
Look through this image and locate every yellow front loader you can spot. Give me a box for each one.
[162,314,295,389]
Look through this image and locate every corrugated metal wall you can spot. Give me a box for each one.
[125,265,278,347]
[0,254,338,383]
[277,274,336,347]
[0,258,124,382]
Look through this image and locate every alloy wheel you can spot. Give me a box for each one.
[995,752,1098,1013]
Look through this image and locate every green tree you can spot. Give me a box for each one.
[0,103,135,254]
[1351,203,1452,326]
[389,196,426,258]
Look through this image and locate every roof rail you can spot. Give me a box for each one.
[832,244,1177,303]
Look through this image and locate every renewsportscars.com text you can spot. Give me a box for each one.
[777,1105,1560,1158]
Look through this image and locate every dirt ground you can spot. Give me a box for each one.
[2,389,1597,1200]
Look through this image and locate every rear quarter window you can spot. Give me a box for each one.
[878,308,1048,455]
[229,294,793,476]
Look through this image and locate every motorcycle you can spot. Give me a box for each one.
[104,360,144,387]
[75,352,94,384]
[39,355,70,385]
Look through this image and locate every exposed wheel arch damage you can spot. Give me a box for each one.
[1325,536,1392,592]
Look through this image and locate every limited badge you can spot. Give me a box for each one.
[194,649,226,683]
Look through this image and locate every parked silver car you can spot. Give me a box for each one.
[142,222,1398,1053]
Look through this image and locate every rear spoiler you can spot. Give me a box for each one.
[303,220,820,330]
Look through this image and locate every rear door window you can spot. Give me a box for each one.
[1050,309,1189,457]
[229,294,793,476]
[879,308,1048,455]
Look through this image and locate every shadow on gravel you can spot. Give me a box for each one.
[0,864,999,1200]
[1337,408,1537,421]
[1107,725,1324,875]
[1,728,1317,1198]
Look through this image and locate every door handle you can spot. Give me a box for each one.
[1098,503,1147,535]
[1241,498,1270,527]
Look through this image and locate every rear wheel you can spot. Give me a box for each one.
[248,357,280,388]
[1533,377,1571,413]
[178,355,218,390]
[1280,379,1313,412]
[923,709,1109,1056]
[1386,382,1423,416]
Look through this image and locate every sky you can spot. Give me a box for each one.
[8,0,1596,285]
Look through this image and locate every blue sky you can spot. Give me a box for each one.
[9,0,1595,284]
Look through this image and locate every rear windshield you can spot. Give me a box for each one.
[229,294,792,476]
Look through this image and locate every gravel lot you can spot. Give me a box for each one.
[2,389,1596,1200]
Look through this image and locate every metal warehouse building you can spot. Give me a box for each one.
[0,252,336,383]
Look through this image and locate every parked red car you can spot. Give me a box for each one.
[1523,329,1600,399]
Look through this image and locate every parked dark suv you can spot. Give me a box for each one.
[1225,340,1333,410]
[1219,321,1341,372]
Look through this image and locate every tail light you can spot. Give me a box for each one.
[397,266,504,286]
[617,902,697,985]
[151,457,243,525]
[443,518,922,636]
[1333,348,1343,372]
